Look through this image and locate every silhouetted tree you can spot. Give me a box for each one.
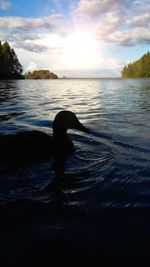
[0,41,23,79]
[0,41,2,62]
[122,51,150,78]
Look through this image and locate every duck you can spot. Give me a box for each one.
[0,111,91,163]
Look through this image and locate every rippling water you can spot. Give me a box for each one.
[0,78,150,264]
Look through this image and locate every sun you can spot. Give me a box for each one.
[62,30,100,69]
[32,30,102,71]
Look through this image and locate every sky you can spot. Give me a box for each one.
[0,0,149,77]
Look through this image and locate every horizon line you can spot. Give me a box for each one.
[58,76,121,79]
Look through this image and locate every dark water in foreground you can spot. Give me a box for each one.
[0,79,150,265]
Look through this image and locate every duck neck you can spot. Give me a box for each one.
[53,127,68,139]
[53,126,75,154]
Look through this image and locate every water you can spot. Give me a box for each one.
[0,78,150,265]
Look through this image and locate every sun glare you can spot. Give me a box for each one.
[63,31,100,69]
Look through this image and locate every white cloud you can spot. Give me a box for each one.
[127,13,150,27]
[93,11,125,39]
[15,41,50,53]
[0,14,62,30]
[26,62,38,72]
[0,0,11,10]
[107,27,150,46]
[0,14,65,52]
[81,0,150,46]
[76,0,124,17]
[1,0,149,50]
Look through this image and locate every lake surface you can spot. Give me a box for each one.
[0,78,150,265]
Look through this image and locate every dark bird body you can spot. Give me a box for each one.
[0,111,90,163]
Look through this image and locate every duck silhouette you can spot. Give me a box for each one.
[0,111,91,170]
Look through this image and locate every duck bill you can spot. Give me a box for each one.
[76,122,91,134]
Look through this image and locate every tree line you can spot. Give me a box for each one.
[122,51,150,78]
[24,70,58,79]
[0,41,58,79]
[0,41,23,79]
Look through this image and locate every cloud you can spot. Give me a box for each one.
[26,62,38,72]
[76,0,125,18]
[1,0,149,50]
[0,14,65,53]
[93,11,125,39]
[0,14,62,31]
[107,27,150,46]
[127,13,150,27]
[0,0,11,10]
[83,0,150,46]
[14,41,50,53]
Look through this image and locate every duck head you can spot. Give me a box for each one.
[52,110,91,155]
[53,110,90,134]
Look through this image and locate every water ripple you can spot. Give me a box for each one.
[0,79,150,211]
